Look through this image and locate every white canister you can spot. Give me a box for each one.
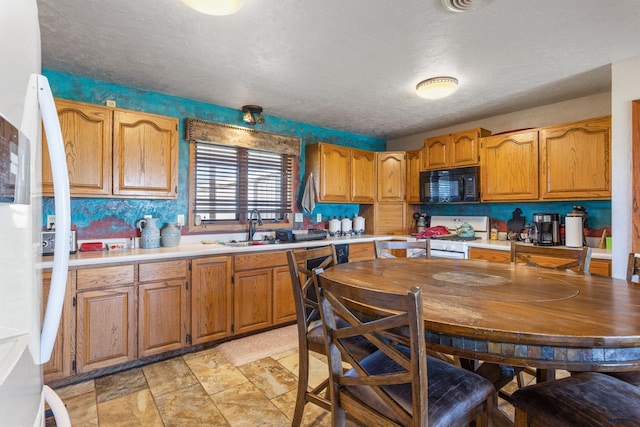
[565,214,584,247]
[353,215,365,234]
[328,218,341,236]
[341,217,352,235]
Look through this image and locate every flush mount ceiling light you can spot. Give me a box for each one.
[181,0,243,16]
[416,77,459,100]
[441,0,483,12]
[241,105,265,125]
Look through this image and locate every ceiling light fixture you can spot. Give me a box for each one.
[181,0,243,16]
[416,77,459,100]
[241,105,265,125]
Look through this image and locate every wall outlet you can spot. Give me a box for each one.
[177,214,185,226]
[294,213,303,223]
[316,213,322,223]
[46,215,55,230]
[106,99,116,107]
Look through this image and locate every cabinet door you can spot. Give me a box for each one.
[423,135,449,170]
[539,116,611,200]
[450,129,481,167]
[42,270,74,382]
[112,110,178,199]
[373,203,406,235]
[348,242,375,262]
[42,99,112,197]
[377,152,406,202]
[318,144,351,202]
[191,256,232,345]
[138,280,187,357]
[351,148,376,202]
[405,149,422,203]
[481,131,539,201]
[272,266,296,325]
[234,268,273,334]
[76,286,136,373]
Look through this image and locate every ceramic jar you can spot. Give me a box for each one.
[136,217,160,249]
[328,217,341,236]
[341,217,352,235]
[353,215,365,235]
[161,222,181,247]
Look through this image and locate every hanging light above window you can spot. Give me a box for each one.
[181,0,243,16]
[241,105,265,125]
[416,76,459,100]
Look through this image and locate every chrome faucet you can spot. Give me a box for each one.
[248,208,263,241]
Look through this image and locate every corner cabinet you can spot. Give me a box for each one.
[539,116,611,200]
[480,130,540,201]
[423,128,490,170]
[42,98,179,199]
[377,152,406,202]
[305,142,376,203]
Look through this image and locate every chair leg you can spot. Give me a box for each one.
[292,349,310,426]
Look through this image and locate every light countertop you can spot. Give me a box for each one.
[466,239,612,260]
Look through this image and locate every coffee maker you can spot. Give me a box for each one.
[532,213,561,246]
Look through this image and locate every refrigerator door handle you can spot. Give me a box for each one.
[43,385,71,427]
[34,75,70,364]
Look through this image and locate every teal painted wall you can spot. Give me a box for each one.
[42,70,612,239]
[42,70,386,239]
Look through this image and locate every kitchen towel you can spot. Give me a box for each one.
[301,172,316,213]
[565,215,583,248]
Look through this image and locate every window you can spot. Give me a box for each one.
[193,140,294,225]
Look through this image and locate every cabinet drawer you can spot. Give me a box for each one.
[234,251,288,271]
[77,265,135,290]
[139,260,187,282]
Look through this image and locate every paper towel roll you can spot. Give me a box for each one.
[565,215,583,247]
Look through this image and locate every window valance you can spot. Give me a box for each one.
[185,118,300,157]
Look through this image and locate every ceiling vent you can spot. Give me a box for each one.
[441,0,482,12]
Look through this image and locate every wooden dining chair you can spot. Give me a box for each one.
[374,239,430,259]
[627,252,640,282]
[286,245,338,425]
[510,241,592,272]
[511,371,640,426]
[316,277,495,427]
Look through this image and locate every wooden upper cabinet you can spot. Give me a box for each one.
[405,148,422,203]
[480,130,539,201]
[42,99,178,199]
[539,116,611,200]
[423,128,490,170]
[306,143,350,202]
[113,110,178,199]
[306,142,376,203]
[377,152,406,202]
[351,148,376,202]
[42,99,112,196]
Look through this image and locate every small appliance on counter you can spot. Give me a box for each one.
[532,213,561,246]
[41,230,77,255]
[276,229,328,242]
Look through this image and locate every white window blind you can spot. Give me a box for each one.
[194,141,293,223]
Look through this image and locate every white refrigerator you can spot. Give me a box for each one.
[0,1,72,425]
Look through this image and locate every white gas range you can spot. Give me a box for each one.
[426,215,490,259]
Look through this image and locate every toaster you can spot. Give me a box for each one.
[41,230,77,255]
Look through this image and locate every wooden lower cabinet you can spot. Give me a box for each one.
[138,260,188,357]
[190,256,233,345]
[76,285,136,373]
[42,270,74,383]
[349,241,375,262]
[468,246,611,276]
[233,251,294,335]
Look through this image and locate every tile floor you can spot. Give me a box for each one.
[49,345,522,426]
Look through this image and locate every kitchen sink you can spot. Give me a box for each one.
[223,239,280,247]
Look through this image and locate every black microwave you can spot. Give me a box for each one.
[419,166,480,203]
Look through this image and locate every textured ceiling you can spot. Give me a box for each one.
[37,0,640,140]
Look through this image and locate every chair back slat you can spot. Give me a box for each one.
[374,240,430,259]
[510,241,592,272]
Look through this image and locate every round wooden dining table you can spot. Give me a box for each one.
[318,257,640,373]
